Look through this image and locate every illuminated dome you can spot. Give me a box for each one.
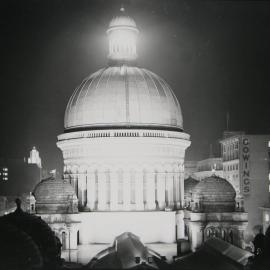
[65,66,183,131]
[192,175,236,212]
[33,177,78,214]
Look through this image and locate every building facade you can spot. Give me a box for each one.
[0,148,41,196]
[53,9,191,246]
[184,176,248,251]
[220,131,270,236]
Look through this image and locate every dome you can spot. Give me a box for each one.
[65,66,183,131]
[33,177,78,214]
[192,175,236,212]
[184,177,199,196]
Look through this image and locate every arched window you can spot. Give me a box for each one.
[229,230,233,244]
[221,230,226,241]
[62,231,67,250]
[206,227,215,239]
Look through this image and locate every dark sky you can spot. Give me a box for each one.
[1,0,270,172]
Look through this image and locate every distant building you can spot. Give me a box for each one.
[220,131,270,236]
[28,146,42,168]
[0,147,42,196]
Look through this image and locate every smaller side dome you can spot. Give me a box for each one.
[192,175,236,213]
[33,177,78,214]
[184,177,199,208]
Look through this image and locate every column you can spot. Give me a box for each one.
[176,210,185,239]
[97,171,107,210]
[157,172,166,210]
[190,222,205,251]
[81,174,87,207]
[174,172,181,209]
[123,171,131,210]
[72,173,78,198]
[135,171,144,210]
[146,171,156,210]
[180,169,185,209]
[86,171,95,210]
[110,171,118,210]
[167,172,174,208]
[77,174,83,207]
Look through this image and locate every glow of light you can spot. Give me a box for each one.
[107,25,138,61]
[266,213,270,222]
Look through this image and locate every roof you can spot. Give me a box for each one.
[64,66,183,131]
[172,238,252,270]
[193,175,236,212]
[33,177,77,204]
[87,232,168,269]
[109,15,137,29]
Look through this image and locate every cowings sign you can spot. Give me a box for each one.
[241,138,250,195]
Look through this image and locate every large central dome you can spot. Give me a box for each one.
[64,66,183,131]
[64,8,183,132]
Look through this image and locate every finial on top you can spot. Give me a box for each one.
[120,4,125,13]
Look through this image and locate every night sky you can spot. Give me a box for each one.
[1,0,270,172]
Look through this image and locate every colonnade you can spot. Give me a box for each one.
[65,169,184,211]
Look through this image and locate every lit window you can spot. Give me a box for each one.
[3,177,8,181]
[3,168,8,171]
[266,214,270,222]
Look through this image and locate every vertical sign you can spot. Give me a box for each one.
[241,137,250,195]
